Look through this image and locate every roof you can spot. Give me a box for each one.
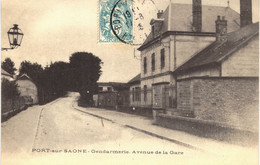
[1,69,13,78]
[97,82,129,88]
[98,82,112,86]
[128,74,141,84]
[139,3,240,50]
[16,74,32,81]
[173,22,259,74]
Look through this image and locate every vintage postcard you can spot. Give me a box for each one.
[1,0,259,164]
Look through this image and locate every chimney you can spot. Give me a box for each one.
[215,16,228,41]
[157,10,163,19]
[240,0,252,27]
[192,0,202,32]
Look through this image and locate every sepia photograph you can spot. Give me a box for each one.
[1,0,259,164]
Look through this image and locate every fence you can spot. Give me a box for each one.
[1,97,26,122]
[93,85,177,117]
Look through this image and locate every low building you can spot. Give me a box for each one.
[94,82,129,108]
[16,74,38,104]
[173,22,259,130]
[97,82,114,92]
[1,69,14,81]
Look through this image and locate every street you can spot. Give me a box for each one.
[1,92,258,165]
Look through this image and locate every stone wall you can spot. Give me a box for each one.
[177,77,259,131]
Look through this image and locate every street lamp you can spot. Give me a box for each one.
[2,24,24,51]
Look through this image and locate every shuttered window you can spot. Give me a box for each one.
[161,48,165,69]
[152,53,155,72]
[144,57,147,74]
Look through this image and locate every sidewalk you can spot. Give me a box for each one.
[72,102,258,157]
[1,105,43,155]
[1,98,62,155]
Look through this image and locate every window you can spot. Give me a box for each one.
[151,53,155,72]
[132,88,135,102]
[135,87,141,101]
[98,87,103,91]
[143,85,147,102]
[107,87,112,91]
[143,57,147,74]
[152,26,155,38]
[161,48,165,69]
[132,87,141,102]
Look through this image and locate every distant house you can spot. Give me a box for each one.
[97,82,129,92]
[173,22,259,130]
[1,69,14,81]
[94,82,129,108]
[16,74,38,104]
[97,82,114,92]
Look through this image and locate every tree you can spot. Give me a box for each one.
[42,61,70,97]
[69,52,102,106]
[17,52,102,106]
[1,78,20,100]
[2,58,17,75]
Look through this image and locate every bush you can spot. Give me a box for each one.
[1,78,20,100]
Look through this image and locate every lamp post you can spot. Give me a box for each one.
[2,24,24,51]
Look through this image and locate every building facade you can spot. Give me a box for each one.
[128,74,141,108]
[97,82,115,92]
[16,74,38,104]
[173,22,259,130]
[137,1,241,113]
[1,69,14,81]
[94,82,129,108]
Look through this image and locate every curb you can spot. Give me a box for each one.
[124,125,206,153]
[73,106,207,153]
[73,107,114,123]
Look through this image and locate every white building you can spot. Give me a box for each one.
[16,74,38,104]
[136,0,244,112]
[1,69,14,81]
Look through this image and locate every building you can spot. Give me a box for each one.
[94,82,129,108]
[97,82,129,92]
[128,74,141,108]
[97,82,115,92]
[173,22,259,130]
[16,74,38,104]
[136,0,251,114]
[1,69,14,81]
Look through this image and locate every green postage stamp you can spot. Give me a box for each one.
[99,0,133,43]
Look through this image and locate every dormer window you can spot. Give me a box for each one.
[150,14,164,39]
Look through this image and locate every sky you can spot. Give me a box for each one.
[1,0,259,82]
